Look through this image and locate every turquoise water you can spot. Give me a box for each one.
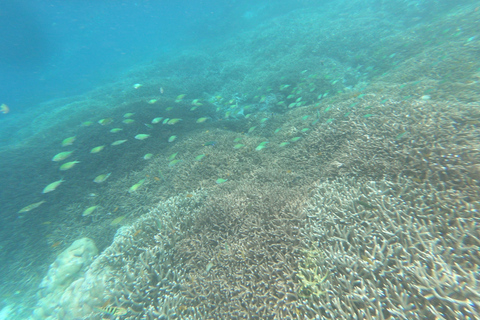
[0,1,479,319]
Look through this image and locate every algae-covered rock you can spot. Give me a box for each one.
[31,238,98,319]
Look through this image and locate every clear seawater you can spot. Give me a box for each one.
[0,0,478,319]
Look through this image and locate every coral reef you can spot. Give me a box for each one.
[301,177,480,319]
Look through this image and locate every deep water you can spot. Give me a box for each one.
[0,0,479,319]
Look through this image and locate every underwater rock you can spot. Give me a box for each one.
[31,238,98,319]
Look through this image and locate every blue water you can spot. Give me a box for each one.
[0,0,478,319]
[0,0,316,112]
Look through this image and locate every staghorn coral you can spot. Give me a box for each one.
[175,180,310,319]
[300,176,480,319]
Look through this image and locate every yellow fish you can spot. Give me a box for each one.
[18,200,46,213]
[98,118,113,125]
[59,160,80,171]
[99,306,128,316]
[93,173,111,183]
[122,119,135,124]
[175,94,186,102]
[123,112,135,118]
[42,179,65,193]
[81,121,94,127]
[0,103,10,114]
[151,117,163,124]
[90,145,105,153]
[111,140,127,146]
[52,151,74,162]
[128,179,145,193]
[167,118,182,125]
[82,206,99,217]
[110,216,126,226]
[191,99,203,106]
[196,117,208,123]
[61,136,76,147]
[134,134,150,140]
[133,83,143,89]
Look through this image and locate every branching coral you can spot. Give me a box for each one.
[301,177,480,319]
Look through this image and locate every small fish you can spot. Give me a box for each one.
[0,103,10,114]
[290,137,301,142]
[111,139,127,146]
[192,99,203,106]
[233,144,245,149]
[110,128,123,133]
[260,117,269,123]
[175,94,186,102]
[98,118,113,125]
[195,154,206,161]
[302,115,310,121]
[93,173,111,183]
[203,141,216,146]
[255,141,269,150]
[274,128,281,134]
[248,126,257,133]
[133,83,143,89]
[82,206,99,217]
[52,151,74,162]
[51,241,62,248]
[59,160,80,171]
[190,106,198,111]
[279,142,290,147]
[301,128,310,132]
[111,216,126,225]
[151,117,163,124]
[196,117,208,123]
[167,118,182,125]
[144,123,154,129]
[61,136,76,147]
[168,135,177,142]
[123,113,135,118]
[42,179,65,193]
[186,194,194,198]
[147,99,157,104]
[122,119,135,124]
[169,159,183,167]
[81,121,94,127]
[162,118,170,124]
[128,179,145,193]
[168,152,178,161]
[135,134,150,140]
[143,153,153,160]
[363,114,374,118]
[233,137,243,142]
[18,200,46,213]
[90,145,105,154]
[216,178,228,184]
